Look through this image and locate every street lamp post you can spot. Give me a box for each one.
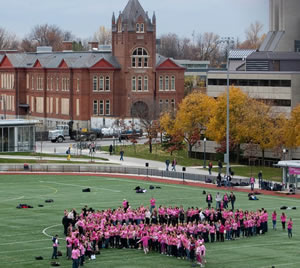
[203,137,207,168]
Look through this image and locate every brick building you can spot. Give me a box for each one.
[0,0,185,130]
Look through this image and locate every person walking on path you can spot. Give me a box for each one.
[165,159,170,171]
[51,234,59,259]
[258,171,263,189]
[250,176,255,191]
[109,144,113,155]
[120,149,124,161]
[218,160,223,174]
[171,158,177,171]
[208,161,213,175]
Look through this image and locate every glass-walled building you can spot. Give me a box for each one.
[0,120,38,152]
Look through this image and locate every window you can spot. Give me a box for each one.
[171,76,175,90]
[26,74,29,89]
[118,22,122,32]
[66,78,69,91]
[56,78,59,91]
[77,78,80,92]
[144,76,148,91]
[51,77,53,90]
[93,76,98,91]
[131,47,149,68]
[165,99,169,110]
[32,76,34,90]
[159,76,163,90]
[105,100,110,115]
[132,76,136,91]
[132,58,136,68]
[140,23,144,33]
[47,77,49,90]
[105,76,110,91]
[171,99,175,110]
[165,76,169,90]
[138,76,142,91]
[99,100,104,115]
[159,99,163,111]
[99,77,104,91]
[93,100,98,115]
[270,80,280,87]
[136,23,140,32]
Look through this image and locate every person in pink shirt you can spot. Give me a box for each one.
[281,212,286,230]
[272,210,277,230]
[287,218,293,238]
[250,177,255,191]
[71,246,80,268]
[150,197,156,213]
[200,242,206,267]
[138,233,150,254]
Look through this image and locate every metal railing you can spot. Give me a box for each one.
[0,164,249,185]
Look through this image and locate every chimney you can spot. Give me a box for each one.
[88,41,99,51]
[62,41,73,52]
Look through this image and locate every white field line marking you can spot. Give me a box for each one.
[0,196,24,202]
[42,224,61,238]
[0,239,48,246]
[40,181,121,193]
[0,246,52,254]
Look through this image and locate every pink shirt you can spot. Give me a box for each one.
[71,248,80,260]
[150,198,156,207]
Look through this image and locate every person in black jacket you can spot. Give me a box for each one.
[229,192,236,210]
[206,193,213,208]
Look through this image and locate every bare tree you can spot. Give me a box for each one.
[93,26,112,45]
[0,27,19,50]
[238,21,265,49]
[159,33,181,59]
[195,32,221,64]
[20,24,73,52]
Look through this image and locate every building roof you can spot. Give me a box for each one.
[0,119,39,126]
[118,0,154,32]
[247,51,300,61]
[1,52,121,69]
[229,49,256,59]
[174,59,210,65]
[276,160,300,168]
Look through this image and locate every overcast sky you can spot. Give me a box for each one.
[1,0,269,41]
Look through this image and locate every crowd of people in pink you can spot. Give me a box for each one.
[59,191,287,268]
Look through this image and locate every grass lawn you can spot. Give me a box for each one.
[0,174,299,268]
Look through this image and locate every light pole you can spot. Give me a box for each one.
[203,137,207,168]
[220,37,234,178]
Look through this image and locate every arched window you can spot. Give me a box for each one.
[131,48,149,68]
[165,76,169,90]
[105,76,110,91]
[93,76,98,91]
[99,76,104,91]
[171,76,175,90]
[132,76,136,91]
[138,76,142,91]
[159,76,163,91]
[144,76,148,91]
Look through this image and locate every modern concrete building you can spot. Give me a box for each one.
[0,119,38,152]
[260,0,300,52]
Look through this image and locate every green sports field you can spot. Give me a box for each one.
[0,174,299,268]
